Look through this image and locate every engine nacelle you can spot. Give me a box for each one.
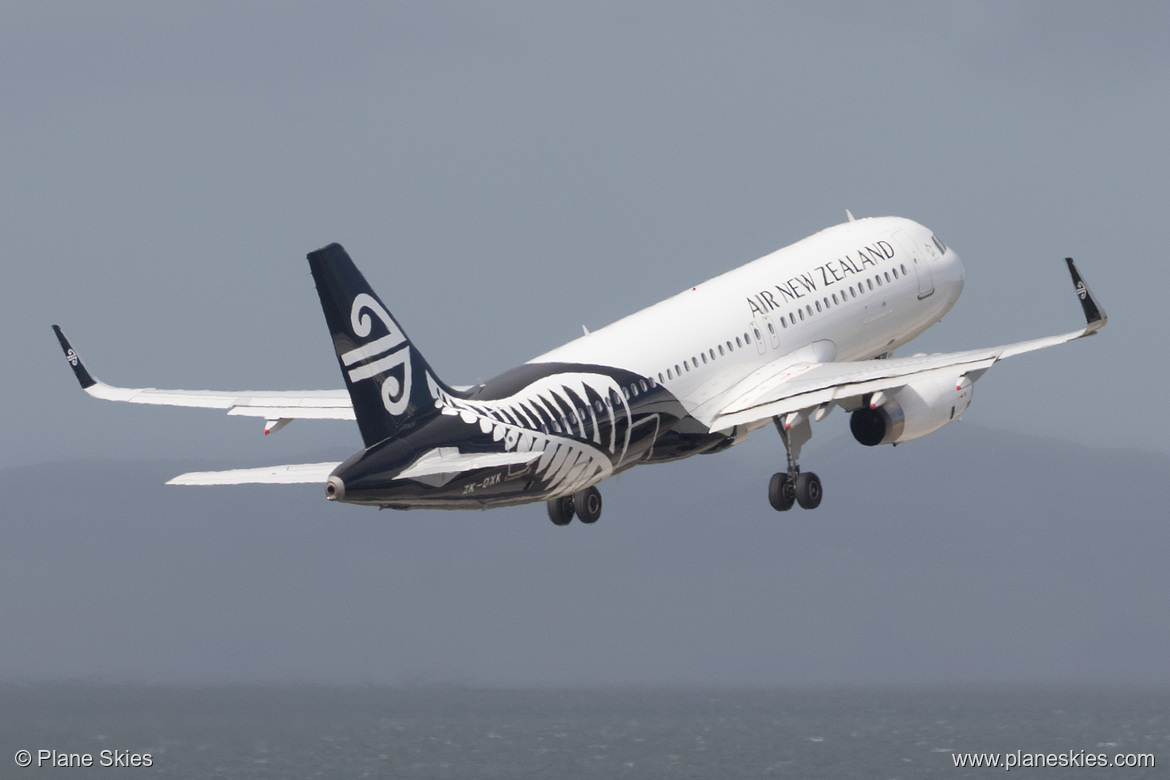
[849,373,973,446]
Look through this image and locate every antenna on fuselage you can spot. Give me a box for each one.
[846,209,856,222]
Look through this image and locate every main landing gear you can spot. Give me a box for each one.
[546,486,603,525]
[769,415,823,511]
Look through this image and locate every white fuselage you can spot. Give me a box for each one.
[532,216,964,421]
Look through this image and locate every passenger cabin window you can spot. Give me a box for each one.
[884,271,891,283]
[735,336,742,348]
[718,344,725,356]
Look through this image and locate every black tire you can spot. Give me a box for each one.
[573,486,602,524]
[547,496,575,525]
[795,471,823,510]
[768,472,795,511]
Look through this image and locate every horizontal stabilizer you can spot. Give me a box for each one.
[167,462,341,485]
[397,448,541,480]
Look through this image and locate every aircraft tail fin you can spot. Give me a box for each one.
[308,243,458,447]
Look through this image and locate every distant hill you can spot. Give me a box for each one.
[3,425,1167,687]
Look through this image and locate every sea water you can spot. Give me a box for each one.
[2,685,1165,778]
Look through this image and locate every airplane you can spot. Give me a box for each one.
[53,214,1107,524]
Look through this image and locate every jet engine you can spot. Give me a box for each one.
[849,373,973,446]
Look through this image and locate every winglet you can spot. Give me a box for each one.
[1064,258,1107,335]
[51,325,98,390]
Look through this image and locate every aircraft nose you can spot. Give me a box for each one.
[325,475,345,501]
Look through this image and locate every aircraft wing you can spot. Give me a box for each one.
[52,326,354,432]
[167,462,342,485]
[708,258,1107,431]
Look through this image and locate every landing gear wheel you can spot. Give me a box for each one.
[794,471,823,510]
[547,496,575,526]
[573,486,602,524]
[768,472,796,512]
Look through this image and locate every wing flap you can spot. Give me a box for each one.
[226,405,356,420]
[712,359,996,430]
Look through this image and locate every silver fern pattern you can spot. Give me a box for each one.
[426,371,639,497]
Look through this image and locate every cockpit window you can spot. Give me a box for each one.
[932,234,946,254]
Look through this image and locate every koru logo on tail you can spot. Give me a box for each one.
[1076,281,1087,300]
[65,349,79,367]
[340,293,412,416]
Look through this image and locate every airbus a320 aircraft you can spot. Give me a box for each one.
[54,215,1106,524]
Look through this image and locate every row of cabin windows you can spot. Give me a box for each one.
[772,263,911,328]
[658,328,757,383]
[656,263,911,383]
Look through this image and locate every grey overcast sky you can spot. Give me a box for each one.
[3,3,1170,692]
[3,2,1168,470]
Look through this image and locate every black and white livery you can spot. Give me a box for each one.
[54,215,1107,523]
